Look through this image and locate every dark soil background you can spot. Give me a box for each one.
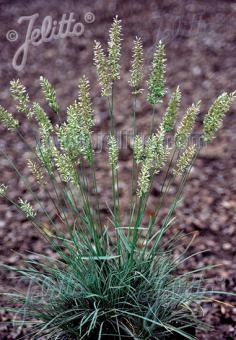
[0,0,236,339]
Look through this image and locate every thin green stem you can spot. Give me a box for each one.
[128,95,137,231]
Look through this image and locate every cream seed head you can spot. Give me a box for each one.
[175,101,200,149]
[108,16,122,81]
[137,126,169,196]
[94,41,112,97]
[40,76,59,113]
[36,138,55,173]
[173,144,197,176]
[33,102,53,139]
[10,79,32,118]
[0,105,19,131]
[129,37,144,95]
[137,161,151,197]
[147,41,166,105]
[144,126,166,168]
[53,147,78,183]
[56,121,79,161]
[66,101,80,128]
[18,198,36,218]
[153,144,169,175]
[0,184,8,196]
[57,100,93,162]
[203,91,236,143]
[155,146,170,174]
[78,76,94,131]
[27,159,46,184]
[108,135,119,170]
[133,135,144,164]
[77,129,94,163]
[162,86,181,133]
[152,126,168,174]
[144,134,157,163]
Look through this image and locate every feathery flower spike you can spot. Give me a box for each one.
[203,92,236,143]
[144,134,157,163]
[10,79,32,118]
[53,147,78,183]
[36,138,54,173]
[18,198,36,218]
[94,41,112,97]
[108,16,122,81]
[77,78,94,162]
[138,161,151,197]
[33,102,53,139]
[78,76,94,130]
[108,135,119,170]
[27,159,46,184]
[162,86,181,132]
[175,101,200,149]
[129,37,144,95]
[57,100,93,162]
[147,41,166,105]
[137,127,167,197]
[133,135,144,164]
[173,144,197,176]
[0,184,8,196]
[153,127,169,174]
[40,76,59,113]
[0,105,19,131]
[144,126,168,174]
[57,103,81,159]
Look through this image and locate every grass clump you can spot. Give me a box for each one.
[0,17,235,339]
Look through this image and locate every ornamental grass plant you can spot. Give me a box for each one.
[0,16,235,339]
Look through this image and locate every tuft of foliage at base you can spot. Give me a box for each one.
[4,232,208,340]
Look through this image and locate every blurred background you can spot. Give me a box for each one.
[0,0,236,338]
